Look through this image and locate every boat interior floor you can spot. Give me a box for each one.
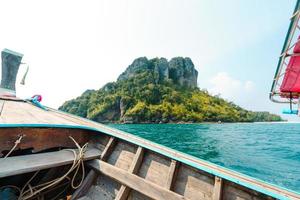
[0,127,298,200]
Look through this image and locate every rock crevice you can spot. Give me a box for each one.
[118,57,198,88]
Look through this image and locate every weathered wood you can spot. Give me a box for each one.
[222,181,273,200]
[129,147,144,174]
[115,186,130,200]
[88,159,189,200]
[37,166,67,185]
[0,100,78,124]
[0,99,299,199]
[0,128,99,154]
[212,176,223,200]
[107,141,136,171]
[60,111,297,200]
[115,147,144,200]
[71,170,98,200]
[0,148,101,178]
[173,164,214,200]
[165,160,178,190]
[101,137,116,161]
[76,174,121,200]
[138,151,171,187]
[0,96,23,101]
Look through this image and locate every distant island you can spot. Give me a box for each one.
[59,57,282,123]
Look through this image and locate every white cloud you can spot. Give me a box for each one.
[209,72,254,101]
[0,0,290,113]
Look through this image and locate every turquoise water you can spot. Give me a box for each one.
[110,123,300,192]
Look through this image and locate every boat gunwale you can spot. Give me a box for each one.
[0,123,299,200]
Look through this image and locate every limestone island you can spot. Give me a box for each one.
[59,57,282,123]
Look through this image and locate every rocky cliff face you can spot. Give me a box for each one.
[118,57,198,88]
[169,57,198,88]
[154,58,169,83]
[118,57,149,81]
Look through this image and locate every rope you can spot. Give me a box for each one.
[28,96,47,111]
[4,135,23,158]
[20,65,29,85]
[67,136,86,189]
[18,136,88,200]
[19,170,39,199]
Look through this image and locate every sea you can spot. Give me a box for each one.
[110,123,300,192]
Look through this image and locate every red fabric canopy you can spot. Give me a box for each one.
[280,37,300,94]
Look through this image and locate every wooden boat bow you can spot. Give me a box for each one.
[0,49,299,199]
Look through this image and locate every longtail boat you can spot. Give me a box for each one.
[0,51,299,200]
[3,5,300,195]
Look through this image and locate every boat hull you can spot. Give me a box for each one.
[0,99,299,200]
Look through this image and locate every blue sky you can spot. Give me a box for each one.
[0,0,298,120]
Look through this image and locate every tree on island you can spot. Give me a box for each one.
[59,57,282,123]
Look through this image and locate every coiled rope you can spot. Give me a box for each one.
[18,136,88,200]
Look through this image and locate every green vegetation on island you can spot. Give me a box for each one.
[59,57,282,123]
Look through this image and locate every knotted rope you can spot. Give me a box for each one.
[18,136,88,200]
[4,135,23,158]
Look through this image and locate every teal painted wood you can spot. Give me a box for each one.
[0,123,299,199]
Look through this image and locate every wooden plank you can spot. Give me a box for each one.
[212,176,223,200]
[165,160,178,190]
[115,186,130,200]
[0,148,101,178]
[115,147,144,200]
[107,141,136,171]
[0,128,95,154]
[87,174,121,200]
[88,159,189,200]
[173,164,214,200]
[223,182,260,200]
[0,100,30,124]
[37,166,67,185]
[138,152,171,187]
[129,147,144,174]
[101,137,116,161]
[0,100,76,124]
[71,170,98,200]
